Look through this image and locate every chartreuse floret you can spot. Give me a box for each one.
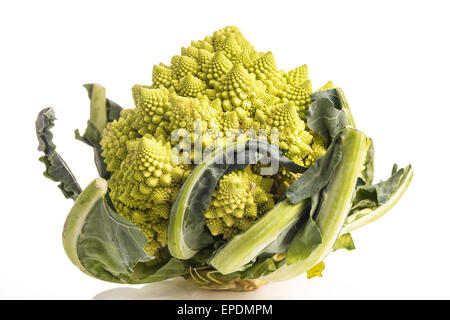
[204,167,274,238]
[151,63,174,88]
[100,109,139,172]
[285,64,308,85]
[107,135,189,258]
[205,51,233,85]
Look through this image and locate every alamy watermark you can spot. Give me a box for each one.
[170,120,281,175]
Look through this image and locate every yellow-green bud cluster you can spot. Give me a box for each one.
[106,136,189,258]
[205,167,274,238]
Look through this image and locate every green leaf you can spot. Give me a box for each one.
[308,89,352,146]
[286,131,364,265]
[62,178,186,284]
[351,188,379,212]
[35,108,82,200]
[168,139,306,260]
[77,198,154,282]
[352,164,406,211]
[264,128,368,282]
[240,258,277,279]
[342,164,413,234]
[283,89,365,263]
[130,258,188,284]
[333,233,356,252]
[186,247,216,267]
[286,136,343,204]
[260,217,301,255]
[75,83,123,179]
[286,214,322,264]
[391,164,398,175]
[286,189,325,265]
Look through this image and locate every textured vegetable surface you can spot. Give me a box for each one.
[36,26,412,290]
[62,178,153,283]
[210,199,309,274]
[168,139,306,260]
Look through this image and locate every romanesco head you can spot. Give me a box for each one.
[100,26,332,258]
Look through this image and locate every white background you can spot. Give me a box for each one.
[1,0,448,299]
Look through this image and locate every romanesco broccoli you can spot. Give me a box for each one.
[100,26,328,259]
[36,25,413,291]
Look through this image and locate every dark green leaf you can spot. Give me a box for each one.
[260,218,302,255]
[392,163,398,175]
[343,164,413,234]
[76,193,154,283]
[240,258,277,279]
[351,164,406,213]
[187,247,215,267]
[351,188,379,212]
[263,128,369,282]
[283,88,359,262]
[286,134,343,204]
[285,129,356,264]
[130,258,188,284]
[284,191,324,263]
[35,108,82,200]
[286,215,322,264]
[308,89,351,145]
